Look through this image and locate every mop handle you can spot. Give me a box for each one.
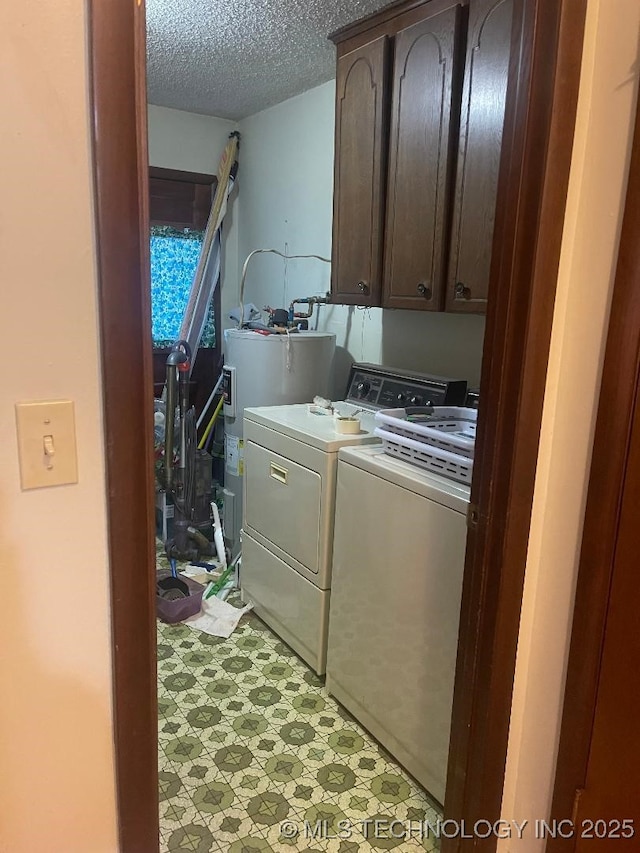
[211,502,227,571]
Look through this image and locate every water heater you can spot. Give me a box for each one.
[223,329,336,554]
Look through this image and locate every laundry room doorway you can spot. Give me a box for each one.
[88,0,588,850]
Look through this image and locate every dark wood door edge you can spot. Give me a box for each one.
[89,0,159,851]
[443,1,587,849]
[547,87,640,853]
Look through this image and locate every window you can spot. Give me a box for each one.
[148,167,219,350]
[149,167,222,418]
[150,225,207,347]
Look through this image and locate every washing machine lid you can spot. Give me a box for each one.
[338,445,471,512]
[243,404,381,453]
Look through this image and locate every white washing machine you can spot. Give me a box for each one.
[241,365,467,675]
[326,445,471,805]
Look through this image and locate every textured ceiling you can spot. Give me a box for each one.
[147,0,394,120]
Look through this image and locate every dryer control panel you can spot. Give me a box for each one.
[345,363,467,409]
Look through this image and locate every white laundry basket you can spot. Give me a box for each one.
[374,407,477,484]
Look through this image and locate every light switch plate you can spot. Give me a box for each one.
[15,400,78,490]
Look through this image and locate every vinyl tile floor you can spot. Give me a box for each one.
[158,600,441,853]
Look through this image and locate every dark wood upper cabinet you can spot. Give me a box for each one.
[329,0,514,315]
[383,6,462,311]
[446,0,514,312]
[331,36,389,307]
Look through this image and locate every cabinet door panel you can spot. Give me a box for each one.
[331,37,389,306]
[383,6,462,311]
[446,0,514,313]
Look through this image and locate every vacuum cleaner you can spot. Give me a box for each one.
[161,340,216,565]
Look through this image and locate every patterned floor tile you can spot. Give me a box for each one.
[209,807,270,850]
[159,716,196,743]
[157,551,441,853]
[161,795,203,833]
[164,813,222,853]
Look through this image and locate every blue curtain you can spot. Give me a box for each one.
[150,226,215,348]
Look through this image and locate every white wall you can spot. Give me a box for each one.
[235,82,335,331]
[0,1,118,851]
[148,104,238,174]
[147,104,241,326]
[498,1,640,848]
[236,81,486,397]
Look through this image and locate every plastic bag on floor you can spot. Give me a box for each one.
[183,595,253,638]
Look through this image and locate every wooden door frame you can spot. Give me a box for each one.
[547,85,640,853]
[443,2,587,848]
[89,0,159,850]
[88,1,586,850]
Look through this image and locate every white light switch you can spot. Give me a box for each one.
[15,400,78,490]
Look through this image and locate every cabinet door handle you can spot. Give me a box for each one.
[269,462,288,485]
[417,282,432,298]
[455,281,471,299]
[356,280,369,293]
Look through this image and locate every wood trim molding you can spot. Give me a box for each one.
[329,0,441,44]
[149,165,216,184]
[89,0,159,850]
[547,90,640,853]
[443,1,587,848]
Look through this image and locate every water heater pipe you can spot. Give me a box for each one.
[238,248,331,329]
